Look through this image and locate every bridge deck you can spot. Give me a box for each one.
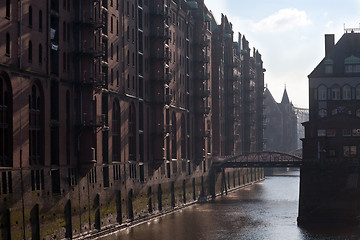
[213,151,302,168]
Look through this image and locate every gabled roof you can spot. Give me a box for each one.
[309,32,360,78]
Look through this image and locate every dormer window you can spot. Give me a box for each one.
[324,58,333,74]
[344,55,360,73]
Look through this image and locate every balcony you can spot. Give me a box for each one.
[199,72,210,81]
[165,94,172,105]
[150,27,171,39]
[82,72,105,86]
[201,88,210,98]
[150,5,170,18]
[196,54,210,63]
[82,113,106,128]
[202,106,211,115]
[152,48,171,61]
[75,43,104,58]
[153,124,172,135]
[75,13,104,29]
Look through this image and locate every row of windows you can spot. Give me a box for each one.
[317,84,360,100]
[318,107,360,118]
[324,64,360,74]
[322,146,357,158]
[317,128,360,137]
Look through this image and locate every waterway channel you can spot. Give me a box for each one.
[99,170,360,240]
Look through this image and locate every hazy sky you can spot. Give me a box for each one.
[205,0,360,108]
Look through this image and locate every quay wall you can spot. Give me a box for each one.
[0,163,264,240]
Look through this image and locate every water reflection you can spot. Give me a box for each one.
[100,170,360,240]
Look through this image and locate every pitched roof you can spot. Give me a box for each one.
[309,32,360,78]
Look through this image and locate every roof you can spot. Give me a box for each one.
[309,32,360,78]
[281,88,290,104]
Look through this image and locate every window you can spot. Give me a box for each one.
[356,85,360,100]
[132,52,135,66]
[128,103,136,161]
[328,149,336,157]
[325,65,333,74]
[6,0,10,19]
[172,113,177,159]
[116,19,119,35]
[331,85,340,100]
[127,26,130,41]
[318,85,327,100]
[39,10,42,31]
[112,99,121,162]
[344,146,357,157]
[38,44,42,65]
[345,64,360,73]
[28,41,33,62]
[357,109,360,118]
[5,33,10,56]
[342,85,351,100]
[111,43,113,59]
[318,109,327,118]
[343,129,351,136]
[29,6,33,27]
[0,76,13,167]
[317,129,326,137]
[326,129,336,137]
[110,16,113,33]
[29,84,44,165]
[111,69,113,84]
[116,45,119,61]
[116,71,119,86]
[127,50,130,65]
[126,1,129,15]
[63,52,66,72]
[63,22,66,41]
[352,129,360,136]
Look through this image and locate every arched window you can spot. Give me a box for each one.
[112,99,121,162]
[0,75,12,167]
[38,44,42,65]
[29,6,33,27]
[39,10,42,31]
[29,84,44,165]
[5,33,10,56]
[331,85,340,100]
[342,85,351,100]
[128,103,136,161]
[318,85,327,100]
[181,115,186,159]
[356,85,360,100]
[171,112,177,160]
[28,41,32,62]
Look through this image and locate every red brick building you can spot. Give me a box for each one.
[0,0,264,238]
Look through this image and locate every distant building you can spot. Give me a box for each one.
[264,88,298,153]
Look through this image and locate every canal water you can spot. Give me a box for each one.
[100,170,360,240]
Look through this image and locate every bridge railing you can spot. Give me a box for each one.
[212,151,302,168]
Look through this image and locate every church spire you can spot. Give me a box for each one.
[281,86,290,104]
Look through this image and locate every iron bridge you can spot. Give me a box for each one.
[212,151,302,168]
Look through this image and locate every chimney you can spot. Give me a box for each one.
[325,34,335,56]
